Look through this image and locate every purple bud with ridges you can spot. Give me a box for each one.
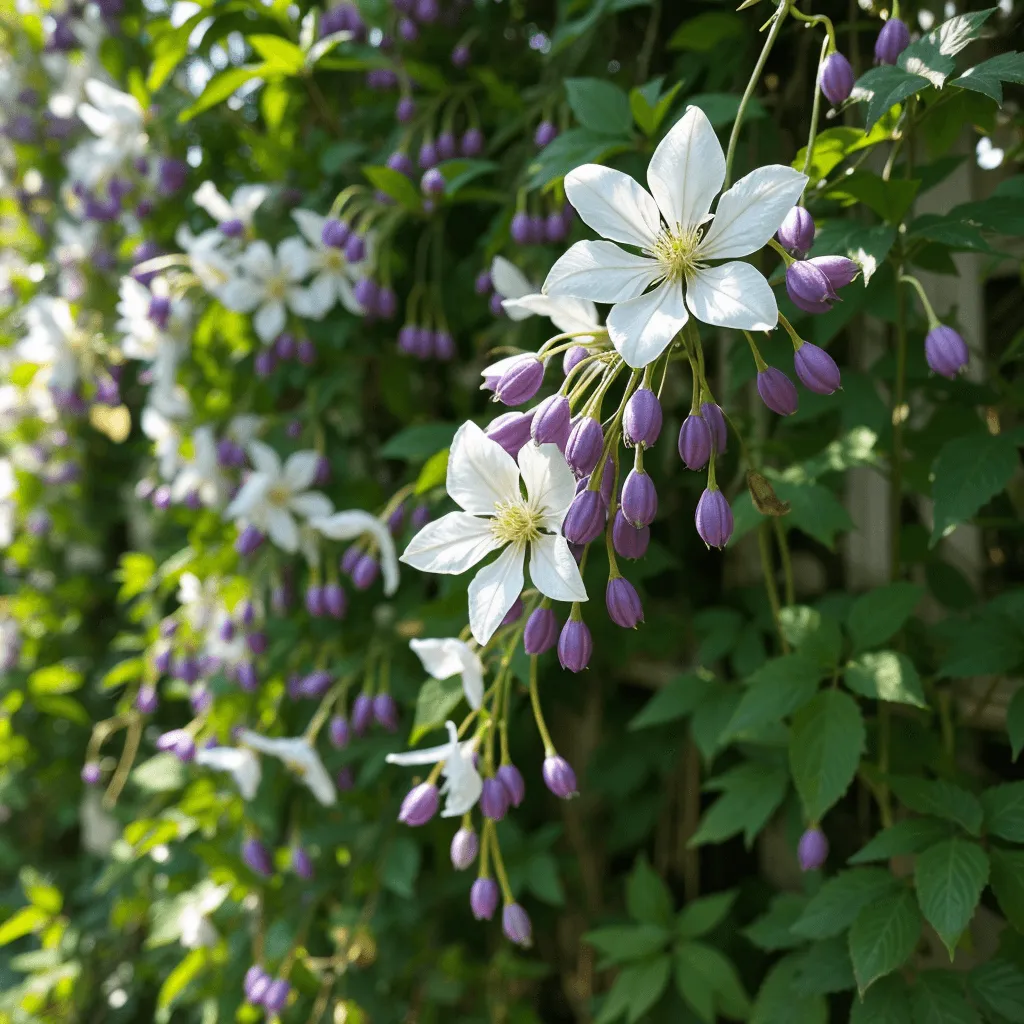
[612,511,650,560]
[558,618,592,673]
[351,553,380,590]
[925,325,969,379]
[820,52,854,106]
[135,685,158,714]
[757,367,799,416]
[399,781,439,826]
[563,345,588,376]
[531,394,571,448]
[809,255,859,292]
[695,488,734,549]
[777,206,815,256]
[323,582,348,619]
[322,218,350,248]
[565,417,603,477]
[235,524,265,556]
[263,979,291,1012]
[678,414,711,470]
[460,128,484,157]
[534,121,557,147]
[242,837,273,877]
[497,764,526,807]
[563,490,606,545]
[623,388,662,448]
[797,826,829,871]
[470,877,500,920]
[524,607,559,655]
[606,577,644,628]
[875,17,910,65]
[352,693,373,735]
[701,402,728,454]
[503,903,533,946]
[329,715,350,749]
[794,342,842,395]
[292,846,315,880]
[451,827,479,869]
[486,411,534,458]
[510,211,531,245]
[501,597,524,626]
[542,754,578,798]
[480,777,509,821]
[305,584,325,617]
[373,693,399,732]
[496,357,544,406]
[786,260,837,314]
[620,470,657,528]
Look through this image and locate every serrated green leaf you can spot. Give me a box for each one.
[724,654,821,740]
[932,431,1017,542]
[1009,688,1024,761]
[854,65,931,131]
[791,936,855,996]
[989,847,1024,931]
[850,974,913,1024]
[889,776,983,835]
[847,583,925,652]
[845,651,927,707]
[675,942,750,1022]
[691,764,788,848]
[952,51,1024,104]
[565,78,632,135]
[596,955,671,1024]
[626,856,672,927]
[773,479,853,549]
[849,889,922,995]
[751,954,828,1024]
[778,606,843,668]
[792,868,902,940]
[968,957,1024,1023]
[981,782,1024,842]
[914,838,989,958]
[825,171,921,223]
[629,673,713,730]
[585,923,670,964]
[849,818,955,864]
[676,890,737,939]
[939,611,1024,678]
[927,7,998,57]
[910,971,979,1023]
[742,893,809,952]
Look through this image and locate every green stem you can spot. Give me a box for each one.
[528,655,556,757]
[898,274,940,329]
[773,517,795,607]
[802,34,831,180]
[759,521,790,654]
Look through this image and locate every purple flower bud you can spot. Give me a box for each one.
[386,153,415,181]
[322,219,350,249]
[558,618,592,673]
[620,470,657,528]
[794,342,841,395]
[678,414,712,470]
[470,877,500,920]
[565,417,603,477]
[563,490,606,545]
[344,234,366,263]
[292,846,315,880]
[421,168,445,195]
[757,367,799,416]
[157,729,196,762]
[777,206,815,256]
[329,715,350,749]
[305,584,325,617]
[297,338,317,365]
[410,503,430,530]
[323,582,348,619]
[820,51,854,106]
[563,345,589,376]
[474,270,493,295]
[699,403,727,456]
[450,827,479,869]
[431,329,455,361]
[489,293,506,317]
[528,214,547,245]
[531,394,571,448]
[275,332,297,361]
[612,511,650,560]
[606,576,644,628]
[534,120,558,147]
[415,0,439,22]
[524,607,559,655]
[809,255,859,292]
[176,656,200,684]
[190,686,212,715]
[354,278,379,310]
[436,131,457,161]
[695,488,734,549]
[418,140,438,169]
[373,693,399,732]
[81,761,102,785]
[157,158,188,196]
[451,43,471,67]
[460,127,484,157]
[147,295,171,329]
[239,600,257,628]
[376,286,398,320]
[351,553,380,590]
[336,766,354,791]
[135,685,158,714]
[502,903,533,946]
[237,662,258,691]
[545,211,568,242]
[797,826,829,871]
[263,979,291,1012]
[352,694,374,736]
[254,349,276,378]
[875,17,910,65]
[299,670,333,698]
[480,777,509,821]
[623,389,662,448]
[542,754,578,798]
[510,211,532,245]
[486,411,534,458]
[398,781,439,826]
[496,357,544,406]
[925,325,969,379]
[396,94,416,121]
[786,260,838,314]
[244,967,270,1004]
[497,764,526,808]
[235,524,266,557]
[501,597,525,626]
[340,545,362,576]
[246,631,268,656]
[152,485,172,510]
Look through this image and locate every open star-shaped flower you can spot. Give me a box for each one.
[543,106,807,369]
[401,421,587,645]
[386,720,482,817]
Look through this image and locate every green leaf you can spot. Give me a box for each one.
[789,691,865,821]
[845,652,927,708]
[909,212,1002,253]
[791,936,855,996]
[380,837,420,898]
[667,11,743,52]
[565,78,632,135]
[440,158,499,196]
[742,894,809,952]
[910,971,979,1024]
[586,924,670,965]
[914,838,989,958]
[952,51,1024,104]
[0,905,47,946]
[674,942,750,1022]
[792,869,902,940]
[939,611,1024,678]
[968,958,1024,1023]
[778,606,843,668]
[690,688,741,762]
[248,34,306,74]
[792,123,891,186]
[948,194,1024,236]
[380,422,458,460]
[1009,688,1024,761]
[28,664,83,695]
[981,782,1024,842]
[849,889,922,995]
[897,40,956,89]
[408,676,463,745]
[676,890,737,939]
[724,654,821,740]
[131,753,187,794]
[849,818,955,864]
[889,776,983,835]
[824,171,921,223]
[100,657,145,691]
[178,65,264,121]
[629,673,713,730]
[32,695,89,725]
[626,856,672,927]
[362,165,422,210]
[850,975,913,1024]
[847,583,925,652]
[773,479,853,549]
[414,449,449,495]
[989,846,1024,931]
[751,955,828,1024]
[629,81,681,136]
[596,955,671,1024]
[21,869,62,915]
[157,949,206,1010]
[927,7,998,57]
[117,551,156,601]
[854,65,931,131]
[690,763,789,848]
[526,127,632,190]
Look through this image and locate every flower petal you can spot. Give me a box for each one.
[686,261,778,331]
[386,741,450,766]
[312,510,399,595]
[234,185,270,218]
[218,277,262,314]
[519,443,577,525]
[241,240,275,280]
[468,543,524,645]
[491,256,534,302]
[291,207,326,247]
[446,420,521,515]
[457,648,485,711]
[698,166,808,260]
[253,301,286,344]
[194,746,262,800]
[224,474,270,520]
[193,181,235,223]
[529,533,588,603]
[501,293,600,336]
[248,440,281,477]
[283,450,320,491]
[606,279,688,369]
[648,105,725,232]
[409,638,467,681]
[266,507,300,553]
[401,511,502,575]
[564,164,661,248]
[290,491,334,519]
[543,241,660,303]
[278,236,312,282]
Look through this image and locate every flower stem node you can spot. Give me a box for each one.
[797,826,830,871]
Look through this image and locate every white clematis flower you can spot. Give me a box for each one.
[170,426,225,508]
[291,208,368,317]
[193,182,269,234]
[177,882,230,950]
[310,509,400,596]
[176,225,240,301]
[237,730,336,806]
[491,256,602,339]
[386,720,482,817]
[543,106,807,369]
[410,637,485,711]
[401,421,587,645]
[194,745,262,800]
[224,441,333,554]
[18,296,81,391]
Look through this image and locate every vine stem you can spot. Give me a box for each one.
[724,0,790,188]
[759,521,790,654]
[802,34,831,181]
[528,655,556,757]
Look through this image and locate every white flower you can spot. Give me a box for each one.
[145,343,191,420]
[55,218,99,265]
[290,208,367,317]
[401,421,586,645]
[79,789,118,857]
[141,405,182,481]
[310,509,400,596]
[237,730,336,806]
[386,720,482,817]
[491,256,602,340]
[193,182,269,233]
[176,225,239,300]
[115,276,191,361]
[18,296,80,391]
[170,426,225,508]
[74,78,147,184]
[224,442,333,554]
[410,638,485,711]
[177,572,220,631]
[177,882,229,950]
[219,239,317,343]
[195,745,262,800]
[543,106,807,369]
[0,459,15,549]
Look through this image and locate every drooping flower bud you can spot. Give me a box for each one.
[542,754,578,798]
[809,255,859,292]
[398,782,440,826]
[797,826,830,871]
[323,582,348,619]
[612,511,650,560]
[557,618,592,673]
[497,764,526,807]
[486,411,534,458]
[502,903,533,947]
[351,553,380,590]
[480,777,510,821]
[534,120,558,147]
[874,17,910,65]
[410,502,430,531]
[246,631,268,656]
[244,966,271,1005]
[81,761,102,785]
[606,577,644,628]
[510,211,532,245]
[291,845,315,880]
[501,598,524,626]
[336,766,354,791]
[678,414,712,470]
[470,877,500,920]
[820,51,854,106]
[524,607,559,655]
[450,827,479,870]
[242,837,274,877]
[777,206,815,257]
[322,218,350,249]
[563,490,606,545]
[373,693,399,732]
[531,394,571,448]
[794,342,842,395]
[620,470,657,528]
[563,345,588,376]
[235,525,265,556]
[305,584,325,617]
[263,979,291,1013]
[786,260,837,314]
[351,693,374,736]
[695,488,734,549]
[701,401,728,454]
[565,417,603,477]
[298,670,332,698]
[135,684,158,714]
[623,388,663,448]
[495,357,545,407]
[757,367,799,416]
[924,325,969,379]
[329,715,350,749]
[474,270,492,295]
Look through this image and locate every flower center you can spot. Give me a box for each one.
[323,250,343,272]
[264,273,289,301]
[267,483,291,507]
[651,226,704,283]
[490,499,543,545]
